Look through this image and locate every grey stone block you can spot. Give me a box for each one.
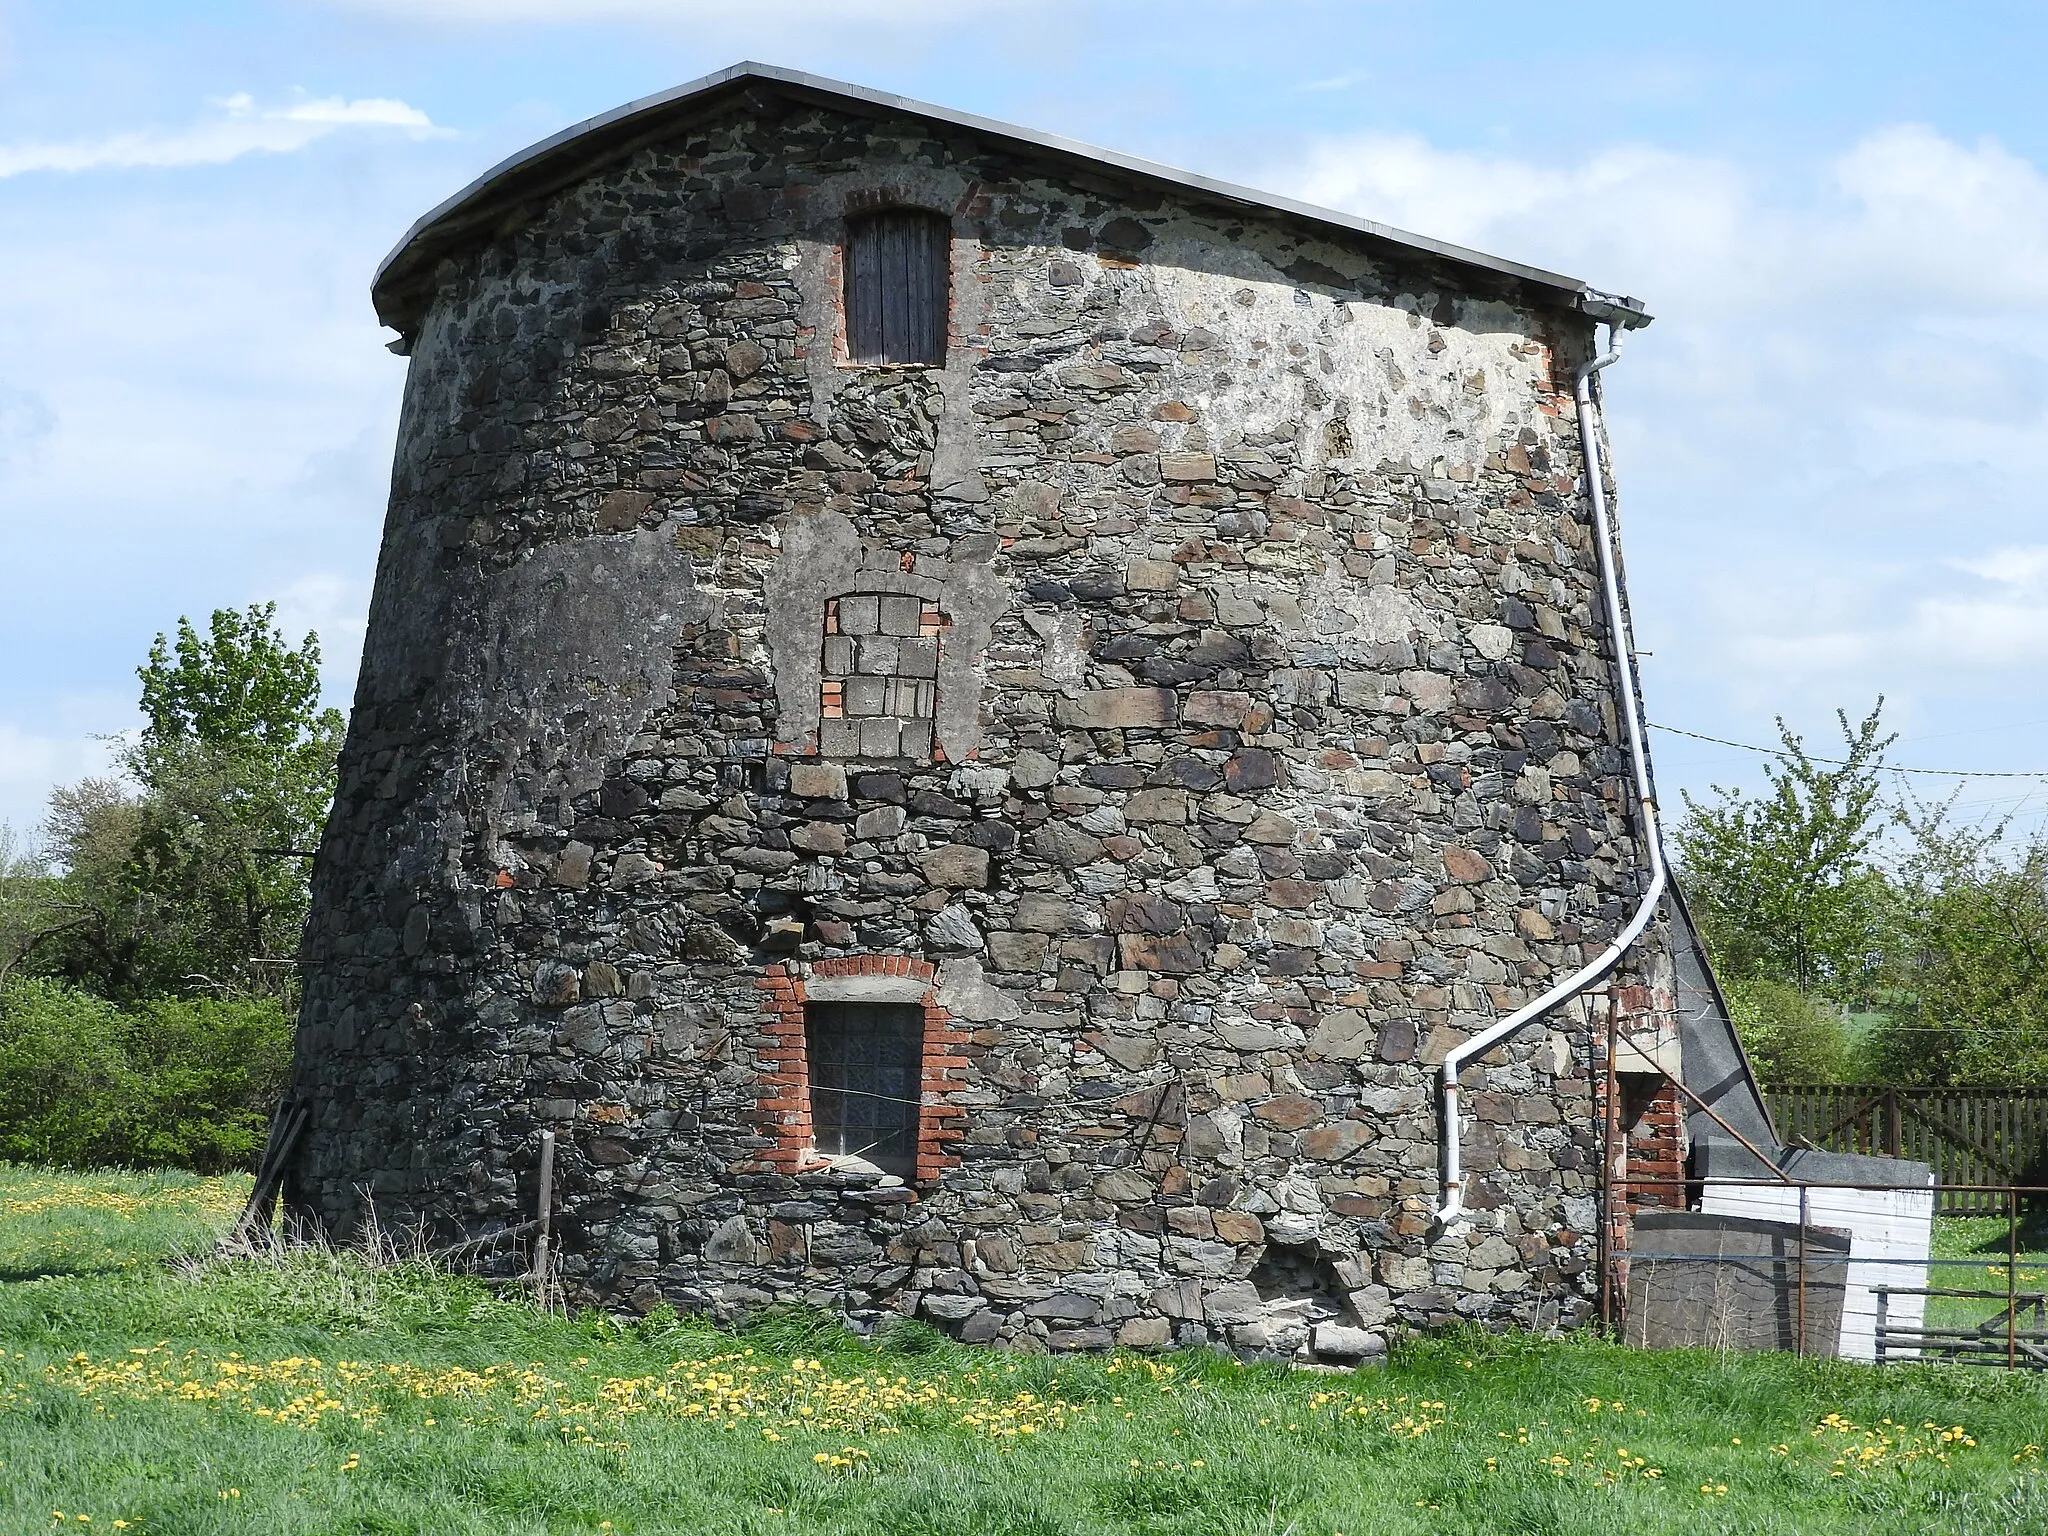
[918,844,990,887]
[1312,1324,1386,1360]
[1203,1281,1265,1325]
[879,594,922,636]
[1055,688,1177,730]
[860,717,900,756]
[845,676,888,716]
[1026,1292,1101,1320]
[839,594,880,634]
[820,718,862,757]
[788,762,848,799]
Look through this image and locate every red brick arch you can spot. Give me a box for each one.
[753,956,968,1184]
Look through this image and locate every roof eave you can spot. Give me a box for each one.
[372,61,1653,336]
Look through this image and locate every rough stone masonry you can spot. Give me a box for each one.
[282,64,1671,1365]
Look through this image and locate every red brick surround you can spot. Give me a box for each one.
[752,956,969,1184]
[1602,984,1684,1210]
[1624,1076,1685,1211]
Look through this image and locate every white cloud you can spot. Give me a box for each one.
[0,92,447,179]
[1264,124,2048,788]
[1952,546,2048,589]
[270,572,372,703]
[0,383,55,474]
[1270,121,2048,356]
[0,87,431,846]
[1697,539,2048,699]
[1826,126,2048,306]
[0,722,116,842]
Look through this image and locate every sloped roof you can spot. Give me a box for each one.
[372,61,1652,336]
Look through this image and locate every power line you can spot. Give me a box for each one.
[1649,722,2048,781]
[1897,717,2048,746]
[1833,1027,2048,1037]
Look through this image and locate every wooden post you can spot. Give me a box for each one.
[530,1129,556,1302]
[2010,1190,2020,1370]
[229,1100,309,1250]
[1875,1287,1889,1366]
[1885,1088,1902,1159]
[1795,1183,1809,1357]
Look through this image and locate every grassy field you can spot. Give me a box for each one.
[1925,1215,2048,1340]
[6,1167,2048,1533]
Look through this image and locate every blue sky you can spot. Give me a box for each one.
[6,1,2048,841]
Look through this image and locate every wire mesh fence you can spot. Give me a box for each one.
[1609,1178,2048,1369]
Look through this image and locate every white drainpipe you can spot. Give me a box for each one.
[1434,315,1668,1226]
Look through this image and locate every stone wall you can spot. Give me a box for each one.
[285,91,1666,1359]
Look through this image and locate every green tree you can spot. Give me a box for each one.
[42,604,344,1000]
[0,824,87,989]
[1675,701,1895,1000]
[1866,808,2048,1085]
[0,975,292,1171]
[135,603,342,809]
[1721,977,1856,1084]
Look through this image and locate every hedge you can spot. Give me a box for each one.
[0,978,292,1173]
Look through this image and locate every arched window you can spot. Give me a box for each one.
[805,1000,923,1176]
[844,209,950,365]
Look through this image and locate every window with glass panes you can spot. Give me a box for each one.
[804,1001,923,1174]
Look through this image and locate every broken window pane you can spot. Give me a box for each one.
[806,1001,923,1175]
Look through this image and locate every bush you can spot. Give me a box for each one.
[1725,976,1856,1084]
[0,978,291,1172]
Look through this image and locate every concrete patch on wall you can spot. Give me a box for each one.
[1141,242,1556,473]
[467,527,726,814]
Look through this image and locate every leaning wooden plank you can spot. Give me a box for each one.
[225,1101,310,1250]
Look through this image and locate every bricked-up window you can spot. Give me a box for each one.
[805,1001,923,1175]
[845,210,950,365]
[819,594,948,759]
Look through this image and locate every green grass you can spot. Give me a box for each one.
[1927,1216,2048,1337]
[7,1168,2048,1533]
[0,1165,249,1282]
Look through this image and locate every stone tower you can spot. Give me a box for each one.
[284,63,1670,1360]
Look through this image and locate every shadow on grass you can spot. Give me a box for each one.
[1951,1213,2048,1255]
[0,1254,147,1282]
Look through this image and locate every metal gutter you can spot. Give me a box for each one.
[371,60,1653,334]
[1433,322,1668,1225]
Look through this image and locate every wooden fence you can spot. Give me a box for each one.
[1764,1086,2048,1216]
